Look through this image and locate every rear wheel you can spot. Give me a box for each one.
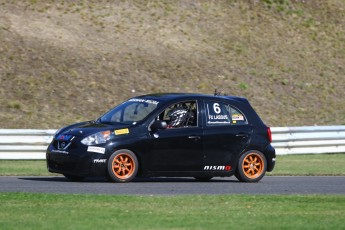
[107,149,138,183]
[235,150,267,183]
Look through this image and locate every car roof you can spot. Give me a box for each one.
[134,93,265,126]
[136,93,249,103]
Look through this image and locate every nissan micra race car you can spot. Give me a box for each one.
[46,93,275,182]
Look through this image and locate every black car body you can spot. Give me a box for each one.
[46,93,275,182]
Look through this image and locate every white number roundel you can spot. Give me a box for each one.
[213,103,221,114]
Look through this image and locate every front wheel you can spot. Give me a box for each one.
[107,149,138,183]
[235,150,267,183]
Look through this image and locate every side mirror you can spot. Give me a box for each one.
[150,120,167,131]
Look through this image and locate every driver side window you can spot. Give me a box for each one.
[157,101,197,128]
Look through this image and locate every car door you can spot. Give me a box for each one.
[147,100,204,172]
[202,100,252,170]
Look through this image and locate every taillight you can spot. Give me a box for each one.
[267,127,272,143]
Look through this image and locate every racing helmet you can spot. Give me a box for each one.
[168,107,189,128]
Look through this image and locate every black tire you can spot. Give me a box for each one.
[194,177,213,182]
[63,174,84,182]
[107,149,138,183]
[235,150,267,183]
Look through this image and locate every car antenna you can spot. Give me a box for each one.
[214,89,227,96]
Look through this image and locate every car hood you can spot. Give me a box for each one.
[57,121,132,137]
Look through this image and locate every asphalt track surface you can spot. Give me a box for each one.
[1,176,345,195]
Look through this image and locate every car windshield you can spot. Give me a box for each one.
[98,98,160,125]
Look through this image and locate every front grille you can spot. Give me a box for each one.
[57,141,71,150]
[53,140,74,150]
[53,135,75,150]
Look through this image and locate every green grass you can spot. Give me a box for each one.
[0,160,54,176]
[267,153,345,176]
[0,193,344,229]
[1,154,344,229]
[1,154,344,176]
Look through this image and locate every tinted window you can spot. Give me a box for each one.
[204,101,247,126]
[157,101,197,128]
[99,98,159,125]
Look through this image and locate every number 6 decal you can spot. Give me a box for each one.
[213,103,221,114]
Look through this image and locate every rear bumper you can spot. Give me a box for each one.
[265,144,276,172]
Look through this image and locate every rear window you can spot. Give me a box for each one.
[204,101,247,126]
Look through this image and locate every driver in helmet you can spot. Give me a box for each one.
[167,104,194,128]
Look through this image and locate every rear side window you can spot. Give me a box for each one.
[204,101,247,126]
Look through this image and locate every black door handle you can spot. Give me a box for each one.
[188,136,201,140]
[236,133,249,138]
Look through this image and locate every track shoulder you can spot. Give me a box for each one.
[0,176,344,195]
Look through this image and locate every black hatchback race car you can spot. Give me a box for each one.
[47,93,275,182]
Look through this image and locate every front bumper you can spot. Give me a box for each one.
[46,138,108,177]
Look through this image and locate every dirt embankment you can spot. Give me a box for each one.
[0,0,344,128]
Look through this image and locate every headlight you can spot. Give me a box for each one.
[81,131,111,145]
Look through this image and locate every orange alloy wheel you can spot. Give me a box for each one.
[242,152,265,179]
[111,153,136,180]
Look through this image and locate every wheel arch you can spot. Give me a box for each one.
[108,147,143,176]
[235,148,270,170]
[235,149,267,182]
